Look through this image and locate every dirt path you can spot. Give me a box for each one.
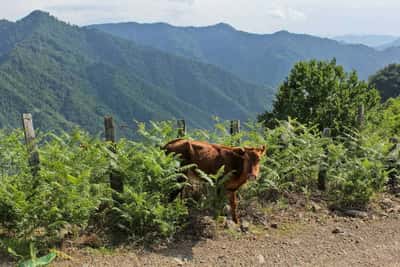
[53,212,400,267]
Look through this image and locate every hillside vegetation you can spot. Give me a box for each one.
[0,11,272,133]
[90,22,400,87]
[370,64,400,101]
[3,60,400,265]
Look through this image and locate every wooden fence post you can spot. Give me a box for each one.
[357,104,365,129]
[318,128,331,191]
[230,120,240,136]
[230,120,240,146]
[22,113,40,176]
[177,119,186,138]
[104,116,123,193]
[387,137,400,193]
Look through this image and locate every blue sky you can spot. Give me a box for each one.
[0,0,399,36]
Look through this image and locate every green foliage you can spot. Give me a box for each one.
[243,120,388,209]
[107,138,189,241]
[0,118,395,261]
[0,11,267,133]
[244,119,325,199]
[0,129,111,257]
[259,59,381,135]
[326,130,387,209]
[190,167,234,217]
[370,64,400,101]
[90,22,400,87]
[363,97,400,143]
[0,125,189,258]
[7,242,56,267]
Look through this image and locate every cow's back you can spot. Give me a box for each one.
[188,141,223,174]
[164,139,243,176]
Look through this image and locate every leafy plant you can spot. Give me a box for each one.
[190,167,235,218]
[8,242,56,267]
[326,129,388,209]
[245,119,325,200]
[0,129,111,257]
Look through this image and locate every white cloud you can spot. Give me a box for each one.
[266,6,306,21]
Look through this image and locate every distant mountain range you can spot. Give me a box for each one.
[332,35,398,48]
[0,11,272,133]
[378,38,400,51]
[3,11,400,133]
[88,22,400,87]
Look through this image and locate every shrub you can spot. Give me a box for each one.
[244,119,325,200]
[107,139,189,241]
[0,130,111,256]
[326,130,388,209]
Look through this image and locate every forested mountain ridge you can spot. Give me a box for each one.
[90,22,400,87]
[0,11,272,133]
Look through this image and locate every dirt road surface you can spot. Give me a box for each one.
[52,213,400,267]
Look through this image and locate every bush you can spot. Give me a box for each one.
[0,130,111,256]
[107,139,189,241]
[326,130,388,209]
[0,125,190,258]
[242,120,388,209]
[244,119,325,200]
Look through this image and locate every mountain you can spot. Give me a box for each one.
[89,22,400,87]
[0,11,272,133]
[378,38,400,51]
[333,34,398,48]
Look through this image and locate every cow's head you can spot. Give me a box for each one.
[236,146,266,180]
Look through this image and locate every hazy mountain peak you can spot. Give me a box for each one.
[19,10,60,26]
[212,22,235,30]
[272,30,292,37]
[23,10,51,20]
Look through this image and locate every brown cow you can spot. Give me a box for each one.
[164,138,266,223]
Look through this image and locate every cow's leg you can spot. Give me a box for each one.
[227,190,239,223]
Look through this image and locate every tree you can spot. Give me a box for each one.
[369,64,400,102]
[259,59,381,134]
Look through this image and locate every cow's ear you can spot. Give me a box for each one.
[259,145,266,155]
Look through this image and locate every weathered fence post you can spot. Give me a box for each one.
[357,104,365,129]
[22,113,40,176]
[230,120,240,146]
[318,128,331,191]
[104,116,123,193]
[177,119,186,138]
[387,137,400,193]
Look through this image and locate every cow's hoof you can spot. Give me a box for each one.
[240,220,250,232]
[224,219,240,231]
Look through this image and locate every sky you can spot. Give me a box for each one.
[0,0,399,36]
